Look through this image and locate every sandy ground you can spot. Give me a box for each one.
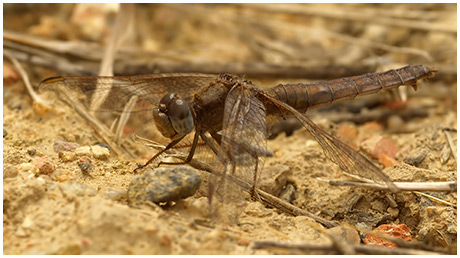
[3,74,457,254]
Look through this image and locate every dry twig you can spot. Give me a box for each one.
[329,180,456,192]
[252,240,446,255]
[413,191,456,207]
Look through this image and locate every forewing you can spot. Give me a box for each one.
[262,92,399,192]
[38,73,218,113]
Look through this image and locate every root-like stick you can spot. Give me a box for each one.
[443,129,457,161]
[4,52,52,107]
[329,180,457,192]
[253,240,447,255]
[413,191,456,207]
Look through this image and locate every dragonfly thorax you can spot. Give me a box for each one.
[152,92,194,140]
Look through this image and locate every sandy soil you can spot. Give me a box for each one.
[3,74,457,254]
[3,3,457,255]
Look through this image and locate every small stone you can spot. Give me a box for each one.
[337,124,358,150]
[75,146,92,156]
[53,140,80,153]
[27,149,36,156]
[374,137,399,159]
[386,115,405,132]
[387,207,399,218]
[363,224,412,248]
[32,101,51,115]
[362,121,383,133]
[128,166,201,203]
[59,151,77,162]
[361,136,399,163]
[78,158,92,174]
[3,166,18,178]
[17,163,39,174]
[96,143,110,150]
[90,145,110,160]
[279,183,296,203]
[403,148,427,167]
[381,154,398,168]
[32,156,55,174]
[3,128,7,138]
[327,224,361,244]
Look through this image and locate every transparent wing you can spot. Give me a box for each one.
[209,83,269,222]
[262,92,399,192]
[38,73,218,113]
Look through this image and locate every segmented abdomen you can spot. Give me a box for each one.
[267,65,436,113]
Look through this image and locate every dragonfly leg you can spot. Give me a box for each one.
[158,130,201,166]
[251,157,262,202]
[134,135,185,172]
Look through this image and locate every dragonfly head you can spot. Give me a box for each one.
[153,93,194,140]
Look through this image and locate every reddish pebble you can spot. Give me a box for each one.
[361,136,399,163]
[374,137,399,159]
[3,62,20,84]
[363,121,383,133]
[33,156,55,174]
[383,100,406,110]
[53,140,80,153]
[237,238,251,246]
[381,154,398,168]
[337,124,357,150]
[363,224,412,248]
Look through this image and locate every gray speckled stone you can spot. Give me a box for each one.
[128,166,201,203]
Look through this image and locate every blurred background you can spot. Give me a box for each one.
[4,3,456,79]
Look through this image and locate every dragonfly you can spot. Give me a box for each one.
[39,65,436,209]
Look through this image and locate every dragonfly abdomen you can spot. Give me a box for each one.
[267,65,436,113]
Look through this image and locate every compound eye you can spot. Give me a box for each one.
[168,98,194,135]
[152,108,176,139]
[159,93,176,107]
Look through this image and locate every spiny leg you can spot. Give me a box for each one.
[251,156,262,201]
[158,130,200,166]
[134,135,185,172]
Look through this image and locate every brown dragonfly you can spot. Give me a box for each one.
[39,65,435,204]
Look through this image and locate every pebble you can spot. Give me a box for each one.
[363,224,412,248]
[27,149,36,156]
[90,145,110,160]
[403,148,427,167]
[360,136,399,162]
[387,207,399,218]
[75,146,92,156]
[337,124,358,150]
[32,156,55,174]
[96,143,110,150]
[59,151,77,162]
[3,128,7,138]
[279,183,296,203]
[78,159,92,174]
[3,166,18,178]
[381,154,398,168]
[53,140,80,153]
[32,101,51,115]
[327,224,360,244]
[128,166,201,203]
[17,163,39,174]
[75,145,110,160]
